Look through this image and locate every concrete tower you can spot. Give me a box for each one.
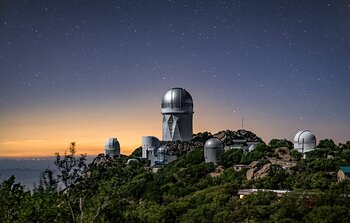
[104,138,120,158]
[204,138,224,164]
[161,87,193,142]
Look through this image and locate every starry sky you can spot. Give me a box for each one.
[1,0,350,157]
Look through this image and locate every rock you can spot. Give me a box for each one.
[246,161,271,180]
[254,163,271,179]
[246,168,255,180]
[275,147,292,161]
[249,161,259,168]
[92,154,108,166]
[213,131,226,141]
[267,158,297,169]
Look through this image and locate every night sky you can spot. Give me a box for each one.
[1,0,350,157]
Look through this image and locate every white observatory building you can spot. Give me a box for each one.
[293,130,317,154]
[142,136,177,166]
[142,136,161,165]
[204,138,224,164]
[104,138,120,158]
[161,87,194,142]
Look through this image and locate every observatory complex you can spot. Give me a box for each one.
[102,86,319,166]
[141,87,194,166]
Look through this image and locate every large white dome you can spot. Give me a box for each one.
[293,130,316,153]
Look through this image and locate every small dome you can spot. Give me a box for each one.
[104,138,120,157]
[204,138,224,164]
[161,88,193,113]
[293,130,316,153]
[204,138,223,149]
[105,138,120,149]
[294,130,316,144]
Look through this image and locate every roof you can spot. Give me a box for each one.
[340,166,350,174]
[204,138,223,149]
[238,189,289,197]
[161,88,193,112]
[294,130,316,144]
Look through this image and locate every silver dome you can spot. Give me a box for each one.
[104,138,120,149]
[161,88,193,113]
[204,138,224,164]
[104,138,120,157]
[204,138,223,149]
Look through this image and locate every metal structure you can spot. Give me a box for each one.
[161,87,194,142]
[104,138,120,158]
[293,130,316,154]
[204,138,224,164]
[154,146,177,166]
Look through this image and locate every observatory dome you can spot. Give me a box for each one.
[293,130,316,153]
[204,138,224,164]
[161,88,193,113]
[104,138,120,158]
[204,138,223,149]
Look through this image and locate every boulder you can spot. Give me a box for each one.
[254,163,271,179]
[246,168,255,180]
[275,147,292,161]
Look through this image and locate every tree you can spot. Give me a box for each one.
[269,139,293,150]
[317,139,337,149]
[38,169,58,192]
[0,176,27,223]
[55,142,87,223]
[219,149,243,168]
[241,143,270,164]
[131,146,142,157]
[305,206,350,223]
[290,149,303,161]
[55,142,87,189]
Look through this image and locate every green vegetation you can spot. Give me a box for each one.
[1,139,350,222]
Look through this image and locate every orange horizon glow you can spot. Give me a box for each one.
[1,94,348,158]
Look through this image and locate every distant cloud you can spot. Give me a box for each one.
[1,140,21,145]
[1,140,46,144]
[24,140,46,143]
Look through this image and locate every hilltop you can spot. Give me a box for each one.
[1,130,350,222]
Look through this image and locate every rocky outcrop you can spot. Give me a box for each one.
[192,132,213,143]
[246,161,271,180]
[268,158,296,169]
[92,153,108,166]
[274,147,292,161]
[164,129,264,157]
[213,129,264,146]
[254,163,271,179]
[209,166,224,177]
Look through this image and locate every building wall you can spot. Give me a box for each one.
[142,136,160,159]
[162,113,193,142]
